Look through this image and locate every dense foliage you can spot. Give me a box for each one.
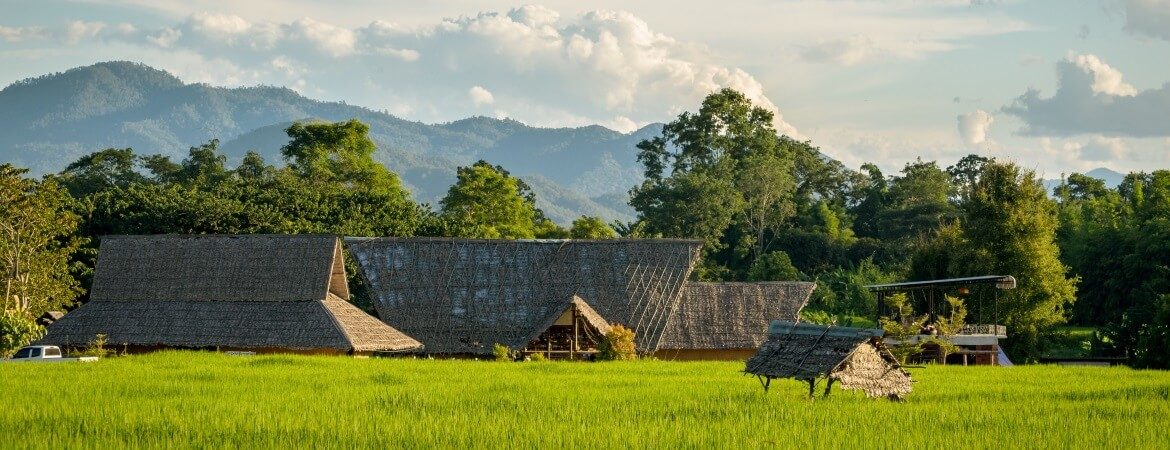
[0,88,1166,365]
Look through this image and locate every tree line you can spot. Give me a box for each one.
[2,90,1167,365]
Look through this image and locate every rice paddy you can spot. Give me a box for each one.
[2,352,1168,448]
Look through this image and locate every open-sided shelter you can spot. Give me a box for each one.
[656,282,816,360]
[744,321,912,400]
[345,237,702,355]
[519,295,612,360]
[40,235,422,355]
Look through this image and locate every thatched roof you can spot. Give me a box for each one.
[523,295,612,345]
[744,321,911,398]
[41,235,421,353]
[659,282,815,350]
[346,238,702,354]
[90,234,348,302]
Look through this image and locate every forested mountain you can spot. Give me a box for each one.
[0,61,655,223]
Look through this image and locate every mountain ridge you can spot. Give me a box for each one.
[1,61,655,224]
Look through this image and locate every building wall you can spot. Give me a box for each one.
[653,348,757,361]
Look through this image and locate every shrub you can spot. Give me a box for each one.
[597,325,636,361]
[491,343,511,362]
[880,293,926,364]
[1,310,44,358]
[77,333,111,358]
[528,352,547,362]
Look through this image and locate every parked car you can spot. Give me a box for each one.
[4,345,98,362]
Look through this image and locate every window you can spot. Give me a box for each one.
[44,347,61,357]
[13,348,32,359]
[29,348,42,358]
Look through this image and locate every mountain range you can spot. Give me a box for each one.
[0,61,658,224]
[1,61,1130,222]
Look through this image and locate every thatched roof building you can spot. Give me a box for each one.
[520,295,613,360]
[40,235,422,354]
[657,282,815,360]
[346,237,702,355]
[744,321,912,400]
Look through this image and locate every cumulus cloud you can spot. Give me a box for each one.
[1122,0,1170,41]
[469,86,494,106]
[1067,53,1136,96]
[72,5,800,136]
[1003,53,1170,137]
[957,109,994,146]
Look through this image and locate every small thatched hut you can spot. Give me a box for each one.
[345,237,702,355]
[39,235,422,355]
[520,295,612,360]
[744,321,912,400]
[656,282,815,360]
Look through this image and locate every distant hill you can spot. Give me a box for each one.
[0,61,654,223]
[1042,167,1126,195]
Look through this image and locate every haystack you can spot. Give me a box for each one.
[657,282,815,360]
[744,321,912,400]
[40,235,422,355]
[345,237,702,355]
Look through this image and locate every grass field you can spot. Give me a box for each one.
[2,352,1169,448]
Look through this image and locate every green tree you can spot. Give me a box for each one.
[880,293,927,364]
[746,251,802,281]
[569,216,617,239]
[440,161,542,239]
[956,161,1077,359]
[876,159,959,242]
[282,119,408,198]
[57,148,145,197]
[0,165,85,318]
[630,88,808,279]
[1,310,43,358]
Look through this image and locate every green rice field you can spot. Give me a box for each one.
[2,352,1168,448]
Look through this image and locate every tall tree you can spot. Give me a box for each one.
[0,165,85,318]
[630,88,806,279]
[955,161,1077,358]
[282,119,408,199]
[440,161,543,239]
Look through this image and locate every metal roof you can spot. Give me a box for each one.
[865,275,1016,292]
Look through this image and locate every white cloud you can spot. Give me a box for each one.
[78,6,800,136]
[1067,53,1136,96]
[1004,53,1170,137]
[0,25,50,43]
[1122,0,1170,41]
[957,109,994,146]
[66,21,107,44]
[469,85,495,106]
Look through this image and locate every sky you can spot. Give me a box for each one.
[2,0,1169,176]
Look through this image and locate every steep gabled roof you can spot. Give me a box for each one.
[744,321,886,379]
[41,235,420,353]
[91,234,348,302]
[659,282,815,350]
[346,237,702,354]
[522,295,612,346]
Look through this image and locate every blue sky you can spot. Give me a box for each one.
[2,0,1168,176]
